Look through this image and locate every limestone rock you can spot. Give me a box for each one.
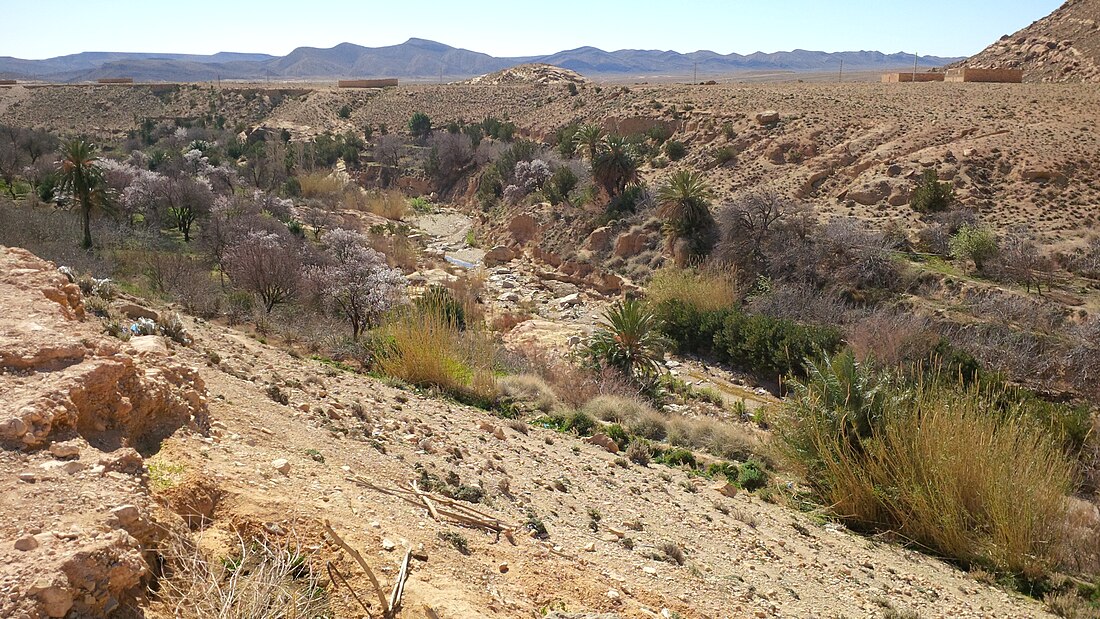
[48,441,81,459]
[484,245,518,267]
[272,458,291,474]
[613,229,649,258]
[586,433,620,454]
[756,110,780,125]
[118,303,158,322]
[15,535,39,551]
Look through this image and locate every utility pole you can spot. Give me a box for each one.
[913,51,919,81]
[693,61,698,85]
[440,62,443,85]
[839,59,843,83]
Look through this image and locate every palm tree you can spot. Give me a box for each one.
[58,140,109,250]
[656,170,717,266]
[572,124,603,161]
[591,135,638,199]
[584,298,667,384]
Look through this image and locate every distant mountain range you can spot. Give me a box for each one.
[0,38,963,82]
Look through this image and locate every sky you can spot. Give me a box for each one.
[0,0,1064,60]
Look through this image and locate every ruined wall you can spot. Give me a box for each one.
[881,73,945,83]
[338,79,399,88]
[944,68,1024,83]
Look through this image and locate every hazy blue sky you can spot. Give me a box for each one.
[1,0,1063,59]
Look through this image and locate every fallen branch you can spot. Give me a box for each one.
[389,548,413,613]
[323,519,390,616]
[326,560,374,618]
[348,476,518,535]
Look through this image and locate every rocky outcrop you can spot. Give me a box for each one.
[0,246,208,619]
[956,0,1100,82]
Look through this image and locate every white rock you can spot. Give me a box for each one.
[272,458,291,474]
[643,566,658,575]
[111,505,140,526]
[382,538,396,551]
[606,589,621,600]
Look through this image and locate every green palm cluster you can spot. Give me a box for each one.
[656,170,717,266]
[57,139,110,250]
[584,298,667,385]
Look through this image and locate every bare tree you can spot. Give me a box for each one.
[374,134,404,188]
[0,125,26,198]
[716,190,814,279]
[225,231,301,313]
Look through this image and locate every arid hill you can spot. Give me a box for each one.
[957,0,1100,82]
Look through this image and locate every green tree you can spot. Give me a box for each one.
[571,124,603,161]
[910,169,954,213]
[408,111,432,140]
[591,135,638,199]
[584,298,666,385]
[656,170,717,266]
[58,140,110,250]
[950,225,999,272]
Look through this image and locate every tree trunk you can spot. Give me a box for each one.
[81,200,92,250]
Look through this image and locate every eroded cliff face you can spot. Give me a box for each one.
[0,246,207,619]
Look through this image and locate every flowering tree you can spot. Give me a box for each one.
[308,229,406,339]
[225,231,301,313]
[514,159,551,192]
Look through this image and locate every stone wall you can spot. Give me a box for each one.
[95,78,134,84]
[338,79,399,88]
[881,72,945,83]
[944,68,1024,83]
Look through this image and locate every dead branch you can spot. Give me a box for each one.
[323,519,390,616]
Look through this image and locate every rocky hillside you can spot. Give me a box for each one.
[0,244,1062,618]
[465,63,590,86]
[957,0,1100,82]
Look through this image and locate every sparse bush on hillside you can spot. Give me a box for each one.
[646,266,739,313]
[664,139,686,161]
[909,168,954,214]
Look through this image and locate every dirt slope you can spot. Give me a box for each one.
[957,0,1100,82]
[0,245,1057,618]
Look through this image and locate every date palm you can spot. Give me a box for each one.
[656,170,717,265]
[58,140,109,249]
[571,124,603,161]
[591,135,638,199]
[585,298,666,384]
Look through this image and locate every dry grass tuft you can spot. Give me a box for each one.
[498,374,558,412]
[377,307,498,405]
[155,531,328,619]
[646,265,739,313]
[297,172,344,199]
[345,189,408,220]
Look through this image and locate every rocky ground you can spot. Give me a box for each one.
[0,241,1062,619]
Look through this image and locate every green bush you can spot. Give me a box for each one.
[664,140,686,161]
[736,459,768,491]
[950,225,999,271]
[605,423,629,448]
[910,169,954,213]
[653,299,842,382]
[337,104,352,119]
[546,166,578,205]
[415,285,466,330]
[658,447,696,468]
[409,111,432,139]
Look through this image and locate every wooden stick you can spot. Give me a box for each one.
[327,560,374,618]
[389,548,413,613]
[411,481,441,521]
[323,519,390,615]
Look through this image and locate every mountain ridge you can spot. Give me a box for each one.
[0,38,961,82]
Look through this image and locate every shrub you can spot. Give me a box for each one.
[376,306,498,405]
[297,172,343,199]
[336,104,351,119]
[545,165,578,205]
[950,225,999,272]
[659,447,696,468]
[736,459,768,491]
[646,267,738,313]
[156,533,328,619]
[408,111,432,139]
[626,440,652,465]
[415,285,467,330]
[664,140,686,161]
[910,169,954,213]
[498,374,558,412]
[777,370,1075,579]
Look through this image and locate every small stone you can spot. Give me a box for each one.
[18,472,36,483]
[15,534,39,551]
[498,562,509,573]
[584,542,596,552]
[606,589,621,600]
[712,481,739,498]
[48,442,80,459]
[111,505,140,526]
[643,566,657,575]
[412,544,429,562]
[61,461,86,475]
[382,538,396,551]
[369,521,381,529]
[272,458,290,474]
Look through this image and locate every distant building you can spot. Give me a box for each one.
[96,77,134,84]
[944,68,1023,83]
[338,79,398,88]
[881,72,945,83]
